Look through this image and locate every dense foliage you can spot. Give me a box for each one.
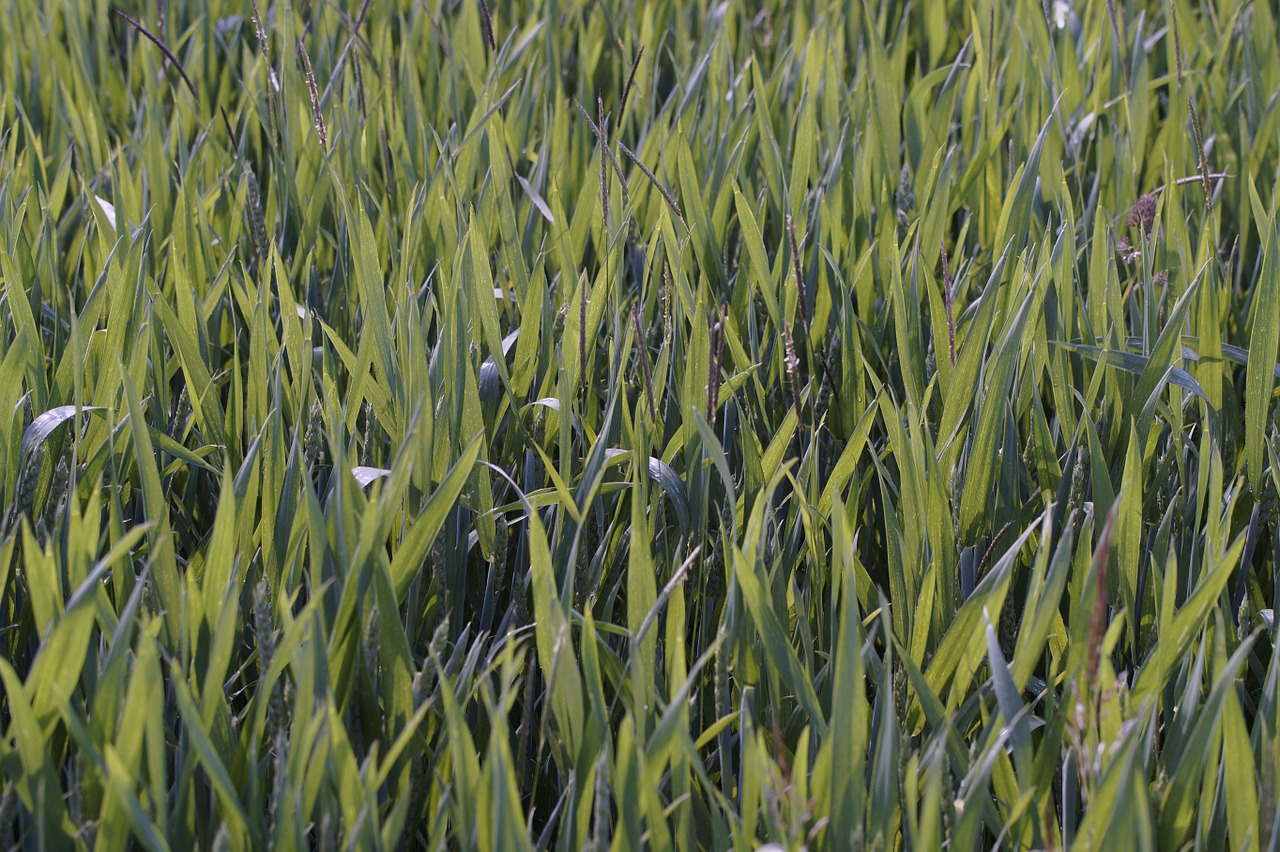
[2,0,1280,848]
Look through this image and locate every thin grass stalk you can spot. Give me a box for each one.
[976,520,1014,581]
[1151,173,1233,194]
[617,139,683,225]
[633,306,656,421]
[598,95,610,244]
[352,0,373,32]
[155,0,168,65]
[579,272,589,392]
[635,547,699,646]
[940,239,956,366]
[619,45,644,124]
[113,9,199,102]
[1105,0,1120,45]
[425,3,450,59]
[576,98,630,214]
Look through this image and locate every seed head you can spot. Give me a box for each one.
[477,0,496,52]
[244,162,269,265]
[706,308,725,426]
[296,39,328,152]
[13,447,44,523]
[1127,193,1157,232]
[782,319,803,422]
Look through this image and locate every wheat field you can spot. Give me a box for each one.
[1,0,1279,849]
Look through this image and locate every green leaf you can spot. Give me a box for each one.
[1245,214,1280,492]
